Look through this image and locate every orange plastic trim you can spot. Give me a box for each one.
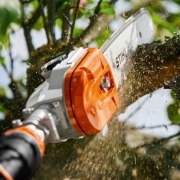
[64,48,119,135]
[5,126,45,156]
[0,165,13,180]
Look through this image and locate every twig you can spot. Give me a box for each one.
[20,1,34,55]
[47,0,56,44]
[73,0,103,45]
[62,13,72,27]
[122,95,150,124]
[66,0,81,55]
[129,123,173,130]
[134,130,180,150]
[28,6,41,28]
[61,4,72,42]
[38,0,52,44]
[8,35,14,78]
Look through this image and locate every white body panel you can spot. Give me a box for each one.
[101,8,154,88]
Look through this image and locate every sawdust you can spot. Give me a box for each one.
[119,34,180,113]
[32,35,180,179]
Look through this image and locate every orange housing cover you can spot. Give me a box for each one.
[64,48,119,135]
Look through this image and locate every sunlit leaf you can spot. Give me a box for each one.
[95,27,111,48]
[167,91,180,124]
[73,28,83,38]
[33,17,43,31]
[0,0,21,45]
[0,87,6,97]
[0,56,5,66]
[0,103,6,112]
[79,8,93,17]
[100,1,115,15]
[56,19,62,30]
[152,13,177,34]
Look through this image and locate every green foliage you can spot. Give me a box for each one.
[0,56,5,66]
[100,1,115,15]
[152,13,177,34]
[0,0,21,45]
[55,19,62,29]
[33,17,43,31]
[79,8,93,17]
[167,91,180,124]
[0,87,6,97]
[146,1,180,37]
[95,27,111,48]
[166,12,180,27]
[73,27,83,38]
[0,104,6,113]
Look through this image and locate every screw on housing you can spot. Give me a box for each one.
[23,108,34,114]
[12,119,23,128]
[100,77,111,91]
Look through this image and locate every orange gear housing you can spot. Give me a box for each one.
[64,48,119,135]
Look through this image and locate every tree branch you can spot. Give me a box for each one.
[28,5,41,28]
[47,0,56,44]
[119,36,180,113]
[134,130,180,150]
[38,0,54,45]
[20,1,35,55]
[129,123,173,130]
[73,0,118,46]
[61,4,72,42]
[73,0,103,46]
[66,0,81,55]
[8,35,14,78]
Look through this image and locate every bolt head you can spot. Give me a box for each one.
[100,77,111,91]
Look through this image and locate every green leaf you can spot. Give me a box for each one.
[0,0,21,45]
[73,28,83,38]
[0,56,5,66]
[167,91,180,124]
[0,104,5,112]
[95,27,111,48]
[167,103,180,124]
[31,0,39,9]
[56,19,62,30]
[100,1,115,15]
[33,17,43,31]
[79,8,93,17]
[152,13,177,34]
[0,87,6,97]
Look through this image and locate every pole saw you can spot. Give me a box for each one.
[0,8,154,180]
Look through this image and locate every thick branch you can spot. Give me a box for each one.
[119,36,180,112]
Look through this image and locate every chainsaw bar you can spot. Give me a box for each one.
[101,8,154,88]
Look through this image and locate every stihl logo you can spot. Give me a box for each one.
[115,49,127,68]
